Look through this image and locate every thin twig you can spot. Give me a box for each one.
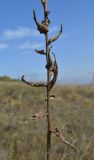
[25,112,48,124]
[51,128,78,153]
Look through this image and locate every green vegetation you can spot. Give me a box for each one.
[0,81,94,160]
[0,76,16,82]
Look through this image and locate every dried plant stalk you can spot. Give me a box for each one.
[22,1,77,160]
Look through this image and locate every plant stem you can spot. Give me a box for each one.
[44,2,51,160]
[46,34,51,160]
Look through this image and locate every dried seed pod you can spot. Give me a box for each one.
[48,53,58,91]
[22,75,47,88]
[35,49,46,55]
[45,54,52,69]
[33,10,48,34]
[45,46,53,69]
[45,94,55,101]
[45,10,50,25]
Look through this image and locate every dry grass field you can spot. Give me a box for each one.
[0,81,94,160]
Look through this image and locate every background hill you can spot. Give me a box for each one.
[0,76,17,82]
[0,81,94,160]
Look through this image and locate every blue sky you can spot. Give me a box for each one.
[0,0,94,84]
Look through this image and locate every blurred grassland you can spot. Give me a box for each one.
[0,81,94,160]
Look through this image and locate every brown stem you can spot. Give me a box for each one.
[44,2,51,160]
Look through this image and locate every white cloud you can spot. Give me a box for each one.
[0,42,9,49]
[1,26,59,41]
[2,27,40,40]
[18,41,44,50]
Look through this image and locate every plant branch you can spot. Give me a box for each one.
[35,49,46,55]
[25,112,48,124]
[51,128,78,153]
[22,75,47,88]
[48,24,63,45]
